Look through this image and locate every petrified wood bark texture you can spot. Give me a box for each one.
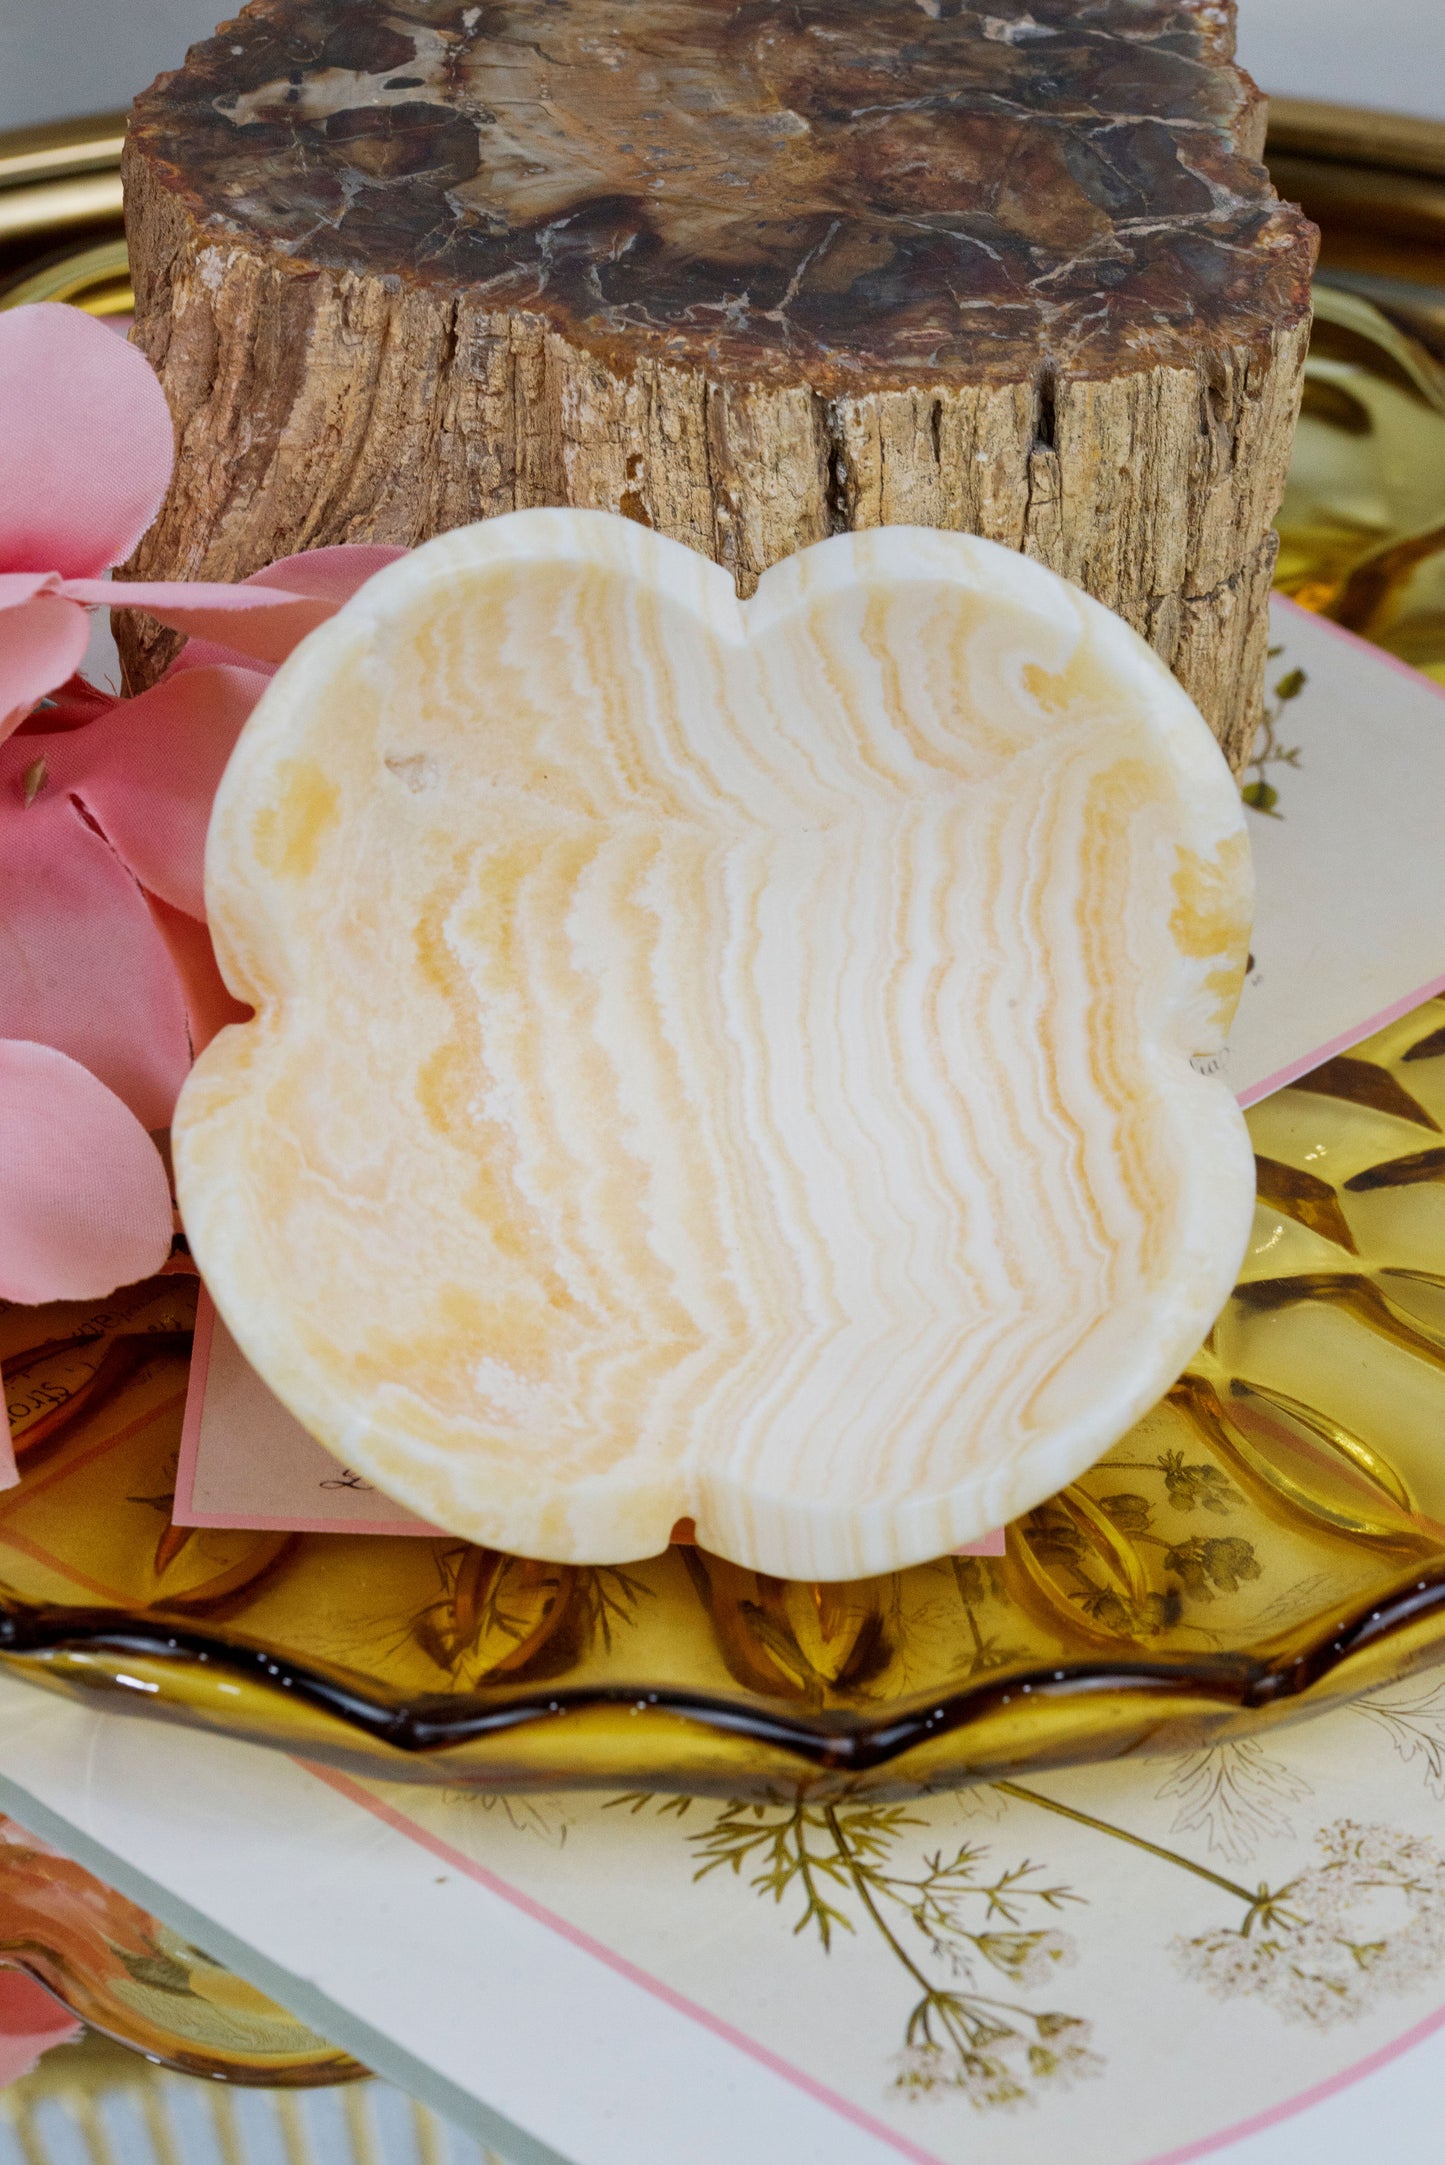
[121,0,1316,763]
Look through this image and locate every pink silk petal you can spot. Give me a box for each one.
[0,749,192,1128]
[149,545,408,675]
[144,891,252,1054]
[12,671,115,735]
[163,636,278,678]
[80,578,332,666]
[0,572,54,609]
[0,305,175,581]
[58,664,267,920]
[239,542,408,602]
[0,1041,174,1304]
[0,595,89,743]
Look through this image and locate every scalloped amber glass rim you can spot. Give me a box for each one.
[6,1553,1445,1778]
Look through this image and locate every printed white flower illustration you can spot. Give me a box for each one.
[612,1791,1103,2111]
[1174,1819,1445,2027]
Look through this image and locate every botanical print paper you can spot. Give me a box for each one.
[332,1684,1445,2165]
[1224,599,1445,1103]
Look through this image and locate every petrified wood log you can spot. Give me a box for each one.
[121,0,1316,764]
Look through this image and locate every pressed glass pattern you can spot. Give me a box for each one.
[2,1000,1445,1799]
[1275,285,1445,683]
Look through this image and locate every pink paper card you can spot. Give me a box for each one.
[173,1290,441,1536]
[0,1386,17,1493]
[174,1288,1009,1549]
[1213,598,1445,1104]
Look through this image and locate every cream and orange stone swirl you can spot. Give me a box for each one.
[174,513,1256,1578]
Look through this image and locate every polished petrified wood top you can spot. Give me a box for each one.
[129,0,1314,390]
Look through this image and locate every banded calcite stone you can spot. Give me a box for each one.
[121,0,1316,764]
[174,512,1256,1577]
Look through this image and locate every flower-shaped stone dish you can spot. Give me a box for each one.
[0,301,403,1328]
[2,1011,1443,1801]
[174,510,1255,1578]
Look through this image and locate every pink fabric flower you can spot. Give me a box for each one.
[0,301,406,1332]
[0,303,361,742]
[0,1042,175,1305]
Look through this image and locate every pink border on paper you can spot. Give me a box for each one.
[302,1762,952,2165]
[1235,972,1445,1108]
[1135,1998,1445,2165]
[170,1290,215,1523]
[172,1289,441,1537]
[1271,590,1445,700]
[303,1761,1445,2165]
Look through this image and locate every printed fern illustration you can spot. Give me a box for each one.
[1242,650,1308,817]
[610,1792,1101,2110]
[439,1792,573,1846]
[615,1773,1445,2106]
[1355,1683,1445,1800]
[415,1546,563,1679]
[949,1553,1033,1678]
[414,1552,648,1681]
[1155,1740,1314,1865]
[998,1785,1445,2034]
[1174,1819,1445,2026]
[1025,1436,1263,1642]
[573,1565,654,1653]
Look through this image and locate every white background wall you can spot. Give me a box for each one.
[1234,0,1445,121]
[0,0,223,131]
[0,0,1442,140]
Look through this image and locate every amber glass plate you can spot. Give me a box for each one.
[1275,283,1445,684]
[1,999,1444,1798]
